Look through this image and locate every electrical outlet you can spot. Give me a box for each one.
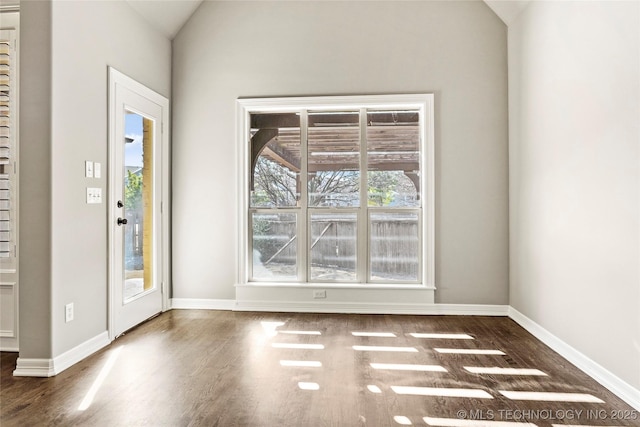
[313,290,326,299]
[65,303,74,323]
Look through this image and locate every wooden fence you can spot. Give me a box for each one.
[253,213,419,280]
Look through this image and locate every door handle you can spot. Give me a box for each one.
[117,217,128,226]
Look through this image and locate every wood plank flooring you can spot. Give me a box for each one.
[1,311,638,426]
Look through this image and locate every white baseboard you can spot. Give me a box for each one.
[13,358,55,377]
[14,331,110,377]
[169,297,509,315]
[170,298,236,310]
[234,300,509,316]
[428,303,510,316]
[508,307,640,411]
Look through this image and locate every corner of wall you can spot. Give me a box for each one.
[18,0,53,360]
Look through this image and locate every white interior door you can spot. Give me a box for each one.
[109,68,169,338]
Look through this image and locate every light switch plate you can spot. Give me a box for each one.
[85,161,94,178]
[94,162,101,178]
[86,187,102,204]
[65,303,74,323]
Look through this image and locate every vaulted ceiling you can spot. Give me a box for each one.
[483,0,531,25]
[124,0,203,39]
[124,0,531,41]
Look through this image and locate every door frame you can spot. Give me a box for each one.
[107,67,170,340]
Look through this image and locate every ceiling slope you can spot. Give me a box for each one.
[123,0,528,41]
[125,0,203,39]
[483,0,531,26]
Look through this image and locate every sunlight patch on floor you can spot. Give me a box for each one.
[410,333,474,340]
[391,386,493,399]
[353,345,418,352]
[499,390,604,403]
[272,343,324,350]
[393,415,413,425]
[277,330,322,335]
[370,363,447,372]
[298,382,320,390]
[367,385,382,393]
[261,321,285,337]
[280,360,322,367]
[434,348,505,355]
[78,346,124,411]
[352,332,397,337]
[464,367,547,376]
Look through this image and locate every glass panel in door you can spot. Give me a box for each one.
[123,111,154,301]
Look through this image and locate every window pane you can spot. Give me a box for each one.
[123,112,155,300]
[310,212,357,281]
[250,113,301,207]
[308,111,360,207]
[370,212,419,282]
[252,212,298,280]
[366,110,420,207]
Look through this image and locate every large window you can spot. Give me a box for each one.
[239,95,434,286]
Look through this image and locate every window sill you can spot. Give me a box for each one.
[236,282,435,291]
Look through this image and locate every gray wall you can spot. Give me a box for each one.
[509,1,640,389]
[172,0,509,304]
[19,0,171,359]
[19,0,52,359]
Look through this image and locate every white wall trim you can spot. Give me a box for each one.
[234,300,508,316]
[430,304,509,316]
[0,282,18,339]
[171,298,508,315]
[170,298,236,311]
[13,358,55,377]
[0,5,20,13]
[13,331,110,377]
[508,307,640,411]
[236,94,436,289]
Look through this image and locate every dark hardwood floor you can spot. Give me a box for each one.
[1,311,638,426]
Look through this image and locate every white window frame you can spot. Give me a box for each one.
[237,94,435,289]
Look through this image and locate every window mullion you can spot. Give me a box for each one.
[357,108,368,283]
[300,110,309,283]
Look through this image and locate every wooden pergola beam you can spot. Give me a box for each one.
[251,113,299,129]
[250,112,419,129]
[250,128,278,190]
[263,146,300,173]
[404,171,420,199]
[307,162,419,172]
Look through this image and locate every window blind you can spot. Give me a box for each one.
[0,30,15,259]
